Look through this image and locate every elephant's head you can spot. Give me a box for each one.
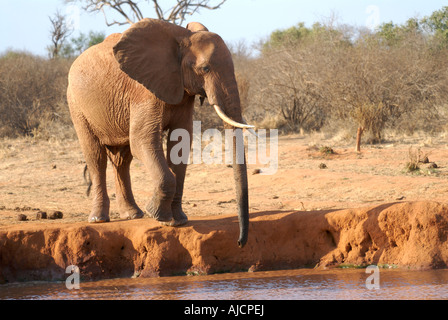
[113,18,252,247]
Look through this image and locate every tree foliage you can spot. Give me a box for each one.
[263,22,352,51]
[422,6,448,43]
[60,31,106,58]
[377,7,448,48]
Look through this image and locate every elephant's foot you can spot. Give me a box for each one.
[154,203,188,227]
[119,205,145,220]
[171,202,188,227]
[88,211,110,223]
[146,195,173,224]
[88,198,110,223]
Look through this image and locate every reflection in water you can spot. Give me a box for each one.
[1,269,447,300]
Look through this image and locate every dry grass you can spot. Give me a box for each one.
[405,146,434,173]
[0,51,73,138]
[405,147,423,172]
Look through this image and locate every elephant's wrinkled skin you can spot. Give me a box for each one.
[67,19,251,247]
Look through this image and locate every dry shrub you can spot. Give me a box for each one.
[405,147,431,172]
[327,33,448,143]
[248,36,333,133]
[240,21,448,142]
[193,98,223,131]
[0,51,73,138]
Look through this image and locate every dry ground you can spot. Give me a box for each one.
[2,131,448,226]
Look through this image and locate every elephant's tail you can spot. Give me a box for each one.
[83,165,92,197]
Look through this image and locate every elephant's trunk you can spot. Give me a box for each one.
[232,131,249,248]
[216,107,250,248]
[207,76,251,247]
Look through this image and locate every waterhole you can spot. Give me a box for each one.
[1,268,447,300]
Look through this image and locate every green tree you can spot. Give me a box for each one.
[263,22,351,51]
[61,31,106,58]
[376,18,422,47]
[421,6,448,46]
[376,22,401,46]
[265,22,312,49]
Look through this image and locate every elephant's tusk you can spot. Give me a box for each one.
[247,128,258,138]
[242,116,259,138]
[213,105,255,129]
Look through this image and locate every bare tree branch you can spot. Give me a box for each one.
[161,0,227,25]
[76,0,144,26]
[48,10,73,59]
[67,0,227,26]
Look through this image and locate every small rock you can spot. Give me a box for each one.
[48,211,63,220]
[252,168,262,175]
[319,163,328,169]
[272,195,279,199]
[427,162,438,169]
[52,164,57,169]
[36,211,47,219]
[17,214,27,221]
[248,265,258,272]
[319,146,335,155]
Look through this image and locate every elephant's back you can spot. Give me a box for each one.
[68,33,122,90]
[68,33,150,104]
[67,33,147,146]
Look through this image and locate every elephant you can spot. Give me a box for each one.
[67,18,253,247]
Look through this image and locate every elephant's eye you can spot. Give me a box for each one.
[202,66,210,74]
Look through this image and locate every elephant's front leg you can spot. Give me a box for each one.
[130,117,176,225]
[142,147,176,224]
[167,128,191,226]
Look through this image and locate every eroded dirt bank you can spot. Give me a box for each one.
[1,201,447,283]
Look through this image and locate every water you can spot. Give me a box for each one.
[1,268,447,300]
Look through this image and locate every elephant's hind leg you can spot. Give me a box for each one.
[71,115,110,223]
[106,146,144,220]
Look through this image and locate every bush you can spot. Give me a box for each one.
[247,23,349,134]
[242,12,448,145]
[0,51,73,138]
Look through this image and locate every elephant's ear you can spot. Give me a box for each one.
[113,19,191,105]
[186,22,209,32]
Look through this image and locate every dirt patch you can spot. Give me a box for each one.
[1,201,447,282]
[1,134,448,282]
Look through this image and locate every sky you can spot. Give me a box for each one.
[1,0,448,57]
